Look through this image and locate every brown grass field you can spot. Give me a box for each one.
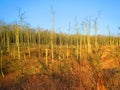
[0,44,120,90]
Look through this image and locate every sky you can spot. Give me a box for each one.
[0,0,120,35]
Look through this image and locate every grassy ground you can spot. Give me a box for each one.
[0,45,120,90]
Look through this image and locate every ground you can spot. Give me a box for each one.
[0,45,120,90]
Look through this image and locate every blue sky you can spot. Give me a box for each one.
[0,0,120,35]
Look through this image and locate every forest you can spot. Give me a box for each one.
[0,10,120,90]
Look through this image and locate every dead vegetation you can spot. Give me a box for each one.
[0,45,120,90]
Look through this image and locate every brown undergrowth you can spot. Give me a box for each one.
[0,45,120,90]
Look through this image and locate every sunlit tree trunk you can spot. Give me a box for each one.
[75,18,79,60]
[50,6,55,64]
[6,26,10,52]
[37,27,41,48]
[86,20,91,53]
[26,26,30,57]
[94,20,98,50]
[0,50,4,78]
[108,25,112,46]
[15,26,20,60]
[46,48,48,66]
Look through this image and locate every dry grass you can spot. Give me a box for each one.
[0,45,120,90]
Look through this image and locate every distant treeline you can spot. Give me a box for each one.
[0,22,120,49]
